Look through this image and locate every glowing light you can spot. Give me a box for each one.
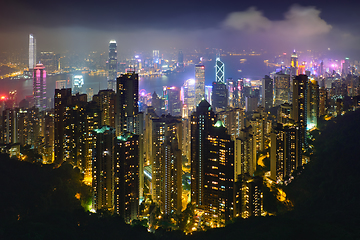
[188,79,195,85]
[0,95,7,100]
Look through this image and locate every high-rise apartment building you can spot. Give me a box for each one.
[116,72,139,136]
[192,118,234,227]
[195,65,205,106]
[307,79,319,130]
[151,115,182,215]
[33,63,47,111]
[234,126,256,177]
[92,126,116,212]
[163,86,182,116]
[115,133,139,222]
[292,74,308,155]
[107,40,117,91]
[217,108,244,140]
[270,123,298,182]
[93,89,115,127]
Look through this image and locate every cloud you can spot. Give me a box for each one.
[223,5,332,37]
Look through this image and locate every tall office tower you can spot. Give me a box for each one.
[163,86,182,116]
[182,78,196,114]
[83,101,101,185]
[245,96,258,112]
[270,123,298,182]
[212,82,228,112]
[227,78,241,108]
[278,103,293,124]
[292,74,308,155]
[198,120,234,227]
[29,34,36,70]
[33,63,47,111]
[151,115,182,215]
[273,72,290,106]
[290,50,298,78]
[108,40,117,91]
[342,57,350,76]
[249,107,267,152]
[191,100,216,208]
[234,126,256,177]
[1,108,18,144]
[115,133,139,222]
[116,72,139,136]
[215,55,225,83]
[217,108,244,140]
[319,87,327,116]
[92,126,116,212]
[234,174,263,218]
[72,75,84,94]
[17,106,40,147]
[178,50,184,67]
[307,79,319,129]
[262,75,273,110]
[93,89,116,127]
[195,65,205,106]
[153,50,160,68]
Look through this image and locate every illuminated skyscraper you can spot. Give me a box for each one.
[273,72,290,106]
[107,40,117,91]
[215,55,225,83]
[151,115,183,215]
[92,126,116,212]
[191,112,234,227]
[292,74,308,163]
[72,75,84,94]
[153,50,160,68]
[116,72,139,136]
[163,86,182,116]
[178,50,184,67]
[212,81,228,112]
[195,65,205,106]
[93,89,115,127]
[29,34,36,70]
[33,63,46,110]
[307,79,319,130]
[270,123,298,182]
[115,133,139,222]
[290,50,298,77]
[262,75,273,110]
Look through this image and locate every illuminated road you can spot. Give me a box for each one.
[257,153,269,167]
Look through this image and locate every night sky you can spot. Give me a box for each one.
[1,0,359,55]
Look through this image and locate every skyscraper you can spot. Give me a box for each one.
[262,75,273,110]
[290,50,298,77]
[107,40,117,91]
[33,63,46,110]
[292,74,308,163]
[151,115,182,215]
[273,72,290,106]
[29,34,36,70]
[212,81,228,112]
[195,65,205,106]
[215,55,225,83]
[92,126,116,212]
[191,115,234,227]
[115,133,139,222]
[178,50,184,67]
[116,72,139,136]
[307,79,319,130]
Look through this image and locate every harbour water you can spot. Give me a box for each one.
[0,54,275,104]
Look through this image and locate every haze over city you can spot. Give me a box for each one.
[1,0,360,57]
[1,0,360,239]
